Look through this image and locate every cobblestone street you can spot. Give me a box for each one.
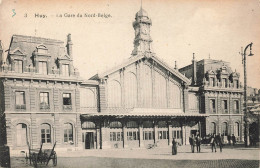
[10,144,259,168]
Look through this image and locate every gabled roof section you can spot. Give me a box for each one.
[58,54,71,60]
[92,54,191,84]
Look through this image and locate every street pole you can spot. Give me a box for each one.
[242,42,253,147]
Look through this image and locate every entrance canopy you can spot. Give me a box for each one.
[81,108,208,119]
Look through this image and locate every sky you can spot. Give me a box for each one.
[0,0,259,88]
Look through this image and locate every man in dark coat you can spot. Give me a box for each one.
[196,135,201,153]
[227,135,231,145]
[189,135,195,153]
[231,134,236,146]
[216,134,223,152]
[172,138,177,155]
[211,134,217,152]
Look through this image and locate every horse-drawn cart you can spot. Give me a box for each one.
[25,142,57,167]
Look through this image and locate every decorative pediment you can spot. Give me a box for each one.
[219,65,229,75]
[206,69,216,76]
[58,54,71,60]
[230,71,240,78]
[33,44,50,56]
[9,47,26,56]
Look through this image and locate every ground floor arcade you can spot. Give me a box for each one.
[81,113,207,149]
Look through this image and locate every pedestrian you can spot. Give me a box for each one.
[196,135,201,153]
[210,134,217,152]
[172,138,177,155]
[216,134,223,152]
[189,135,195,153]
[231,134,236,146]
[227,134,231,145]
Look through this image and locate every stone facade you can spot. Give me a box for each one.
[179,55,244,142]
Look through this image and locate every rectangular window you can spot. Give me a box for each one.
[14,60,23,73]
[143,131,154,140]
[15,91,26,109]
[64,123,73,143]
[222,100,228,113]
[63,93,72,110]
[110,131,123,141]
[38,61,47,74]
[209,99,216,113]
[40,92,49,109]
[222,78,228,88]
[158,131,168,140]
[172,130,182,139]
[233,80,238,88]
[210,77,215,87]
[62,64,70,76]
[234,100,239,113]
[127,131,139,141]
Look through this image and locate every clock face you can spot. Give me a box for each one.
[142,27,148,35]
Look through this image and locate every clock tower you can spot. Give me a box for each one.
[131,8,154,56]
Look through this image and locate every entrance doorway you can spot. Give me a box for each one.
[16,123,27,147]
[85,132,94,149]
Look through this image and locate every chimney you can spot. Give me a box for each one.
[66,33,73,59]
[192,53,197,85]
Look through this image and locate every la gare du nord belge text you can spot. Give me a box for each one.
[34,13,112,18]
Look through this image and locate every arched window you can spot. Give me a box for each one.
[16,123,28,146]
[222,122,228,136]
[82,121,96,129]
[80,89,96,107]
[143,121,153,128]
[41,124,51,144]
[125,72,137,108]
[154,71,167,108]
[110,121,122,128]
[126,121,138,128]
[158,121,167,128]
[169,81,181,108]
[142,65,152,107]
[64,123,73,143]
[108,80,121,107]
[210,122,216,135]
[234,122,240,137]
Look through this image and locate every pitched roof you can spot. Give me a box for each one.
[92,54,191,84]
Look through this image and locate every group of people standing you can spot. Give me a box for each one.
[171,133,239,155]
[189,134,202,153]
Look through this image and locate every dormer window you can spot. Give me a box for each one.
[38,61,47,74]
[209,77,215,87]
[62,64,70,76]
[37,45,48,55]
[222,78,227,88]
[233,80,239,88]
[14,59,23,73]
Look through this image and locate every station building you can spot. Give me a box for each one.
[0,8,243,153]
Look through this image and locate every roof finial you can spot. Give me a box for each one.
[141,0,142,9]
[193,53,195,60]
[174,61,178,70]
[209,53,211,59]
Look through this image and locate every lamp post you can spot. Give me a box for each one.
[241,42,254,147]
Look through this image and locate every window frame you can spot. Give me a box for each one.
[41,124,51,144]
[15,91,26,109]
[64,123,73,143]
[39,92,50,110]
[38,61,48,75]
[14,59,23,73]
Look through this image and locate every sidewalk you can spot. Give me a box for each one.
[54,144,259,160]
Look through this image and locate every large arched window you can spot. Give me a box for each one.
[210,122,216,135]
[169,81,181,108]
[41,124,51,144]
[142,65,152,107]
[80,88,96,108]
[64,123,73,143]
[126,121,138,128]
[16,123,28,146]
[108,80,122,107]
[82,121,96,129]
[234,122,240,137]
[154,71,167,108]
[222,122,228,136]
[110,121,122,128]
[125,72,137,108]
